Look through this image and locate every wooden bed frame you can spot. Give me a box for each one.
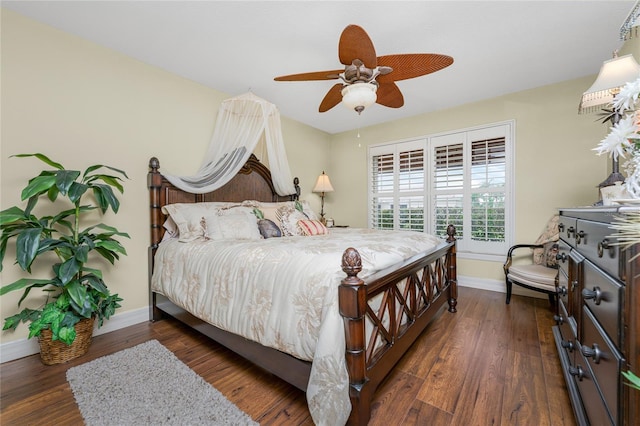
[147,155,458,425]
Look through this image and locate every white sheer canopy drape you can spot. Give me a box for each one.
[164,92,296,196]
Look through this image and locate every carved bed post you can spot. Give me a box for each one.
[339,247,370,425]
[446,224,458,313]
[148,157,164,321]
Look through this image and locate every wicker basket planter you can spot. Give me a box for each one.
[38,317,95,365]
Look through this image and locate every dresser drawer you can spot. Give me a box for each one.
[582,307,623,424]
[556,240,571,278]
[581,260,623,347]
[575,219,620,279]
[559,216,577,247]
[575,350,615,426]
[556,301,577,356]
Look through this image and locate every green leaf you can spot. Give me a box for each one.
[83,164,129,180]
[2,308,40,331]
[82,274,108,295]
[24,196,39,218]
[46,184,59,202]
[252,208,264,219]
[13,153,64,170]
[87,174,124,193]
[75,245,90,263]
[67,182,88,204]
[57,258,81,284]
[92,185,120,213]
[622,370,640,390]
[0,206,25,225]
[55,170,80,195]
[66,280,92,317]
[95,239,128,255]
[57,326,76,345]
[16,227,42,271]
[0,278,53,296]
[20,175,56,201]
[81,266,103,279]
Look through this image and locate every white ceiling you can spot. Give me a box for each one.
[2,1,637,134]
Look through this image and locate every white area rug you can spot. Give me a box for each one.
[66,339,257,425]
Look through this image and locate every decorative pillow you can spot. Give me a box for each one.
[298,200,319,221]
[202,212,261,241]
[257,218,281,238]
[298,219,328,236]
[544,242,559,269]
[161,217,179,242]
[162,202,252,242]
[276,204,309,236]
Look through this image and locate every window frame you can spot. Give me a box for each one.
[368,120,515,261]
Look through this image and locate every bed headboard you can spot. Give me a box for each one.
[147,154,300,249]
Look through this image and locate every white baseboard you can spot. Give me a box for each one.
[458,274,547,300]
[0,307,149,364]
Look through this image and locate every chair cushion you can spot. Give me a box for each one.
[507,264,557,291]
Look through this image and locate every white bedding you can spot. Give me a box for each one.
[151,227,442,425]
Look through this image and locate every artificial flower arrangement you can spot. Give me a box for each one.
[593,74,640,197]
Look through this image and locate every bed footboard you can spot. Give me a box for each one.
[339,225,457,425]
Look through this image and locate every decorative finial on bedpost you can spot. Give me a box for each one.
[293,177,300,200]
[446,224,456,243]
[341,247,362,279]
[149,157,160,173]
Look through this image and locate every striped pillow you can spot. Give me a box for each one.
[298,219,328,236]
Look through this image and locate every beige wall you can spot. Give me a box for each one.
[0,10,330,344]
[2,8,638,345]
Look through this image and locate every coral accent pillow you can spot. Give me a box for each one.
[298,219,328,236]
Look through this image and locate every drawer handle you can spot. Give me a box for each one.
[558,223,565,232]
[553,314,564,325]
[581,344,602,364]
[569,365,585,381]
[567,226,575,239]
[557,286,567,297]
[582,286,603,305]
[576,230,586,244]
[556,252,567,263]
[597,238,614,258]
[561,340,575,351]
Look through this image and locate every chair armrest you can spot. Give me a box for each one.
[503,244,544,272]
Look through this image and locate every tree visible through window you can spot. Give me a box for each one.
[369,122,513,257]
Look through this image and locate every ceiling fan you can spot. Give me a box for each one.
[274,24,454,115]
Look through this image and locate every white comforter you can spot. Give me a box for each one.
[151,228,441,425]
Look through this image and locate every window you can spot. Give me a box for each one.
[368,122,513,259]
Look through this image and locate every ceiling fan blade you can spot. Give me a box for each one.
[274,69,343,81]
[319,83,344,112]
[376,82,404,108]
[338,25,377,69]
[377,54,454,83]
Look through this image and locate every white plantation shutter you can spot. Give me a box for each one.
[370,141,426,231]
[369,121,513,258]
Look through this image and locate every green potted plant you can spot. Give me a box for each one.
[0,153,129,364]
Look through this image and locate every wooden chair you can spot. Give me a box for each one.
[503,215,559,306]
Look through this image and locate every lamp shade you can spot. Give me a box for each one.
[579,54,640,113]
[313,172,334,193]
[341,83,377,114]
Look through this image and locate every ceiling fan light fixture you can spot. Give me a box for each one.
[341,82,377,114]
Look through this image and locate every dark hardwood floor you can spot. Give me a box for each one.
[0,287,575,425]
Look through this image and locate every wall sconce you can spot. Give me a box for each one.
[341,82,377,115]
[579,52,640,187]
[312,171,334,224]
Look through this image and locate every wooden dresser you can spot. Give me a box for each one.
[553,207,639,425]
